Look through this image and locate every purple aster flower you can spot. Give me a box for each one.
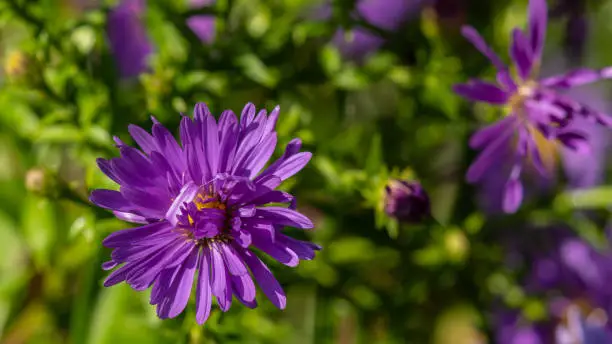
[384,179,430,223]
[106,0,153,78]
[90,103,319,324]
[454,0,612,213]
[475,55,612,214]
[186,0,216,43]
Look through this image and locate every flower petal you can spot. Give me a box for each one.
[240,103,257,130]
[165,181,199,226]
[528,0,547,62]
[128,124,157,155]
[120,186,169,218]
[231,273,257,308]
[258,152,312,182]
[96,158,121,184]
[166,248,198,318]
[237,134,278,179]
[220,243,249,276]
[204,114,220,177]
[210,244,233,311]
[502,172,523,214]
[453,81,509,104]
[461,26,506,70]
[112,210,148,224]
[277,235,321,261]
[151,265,181,306]
[466,123,516,183]
[256,207,314,229]
[152,123,185,174]
[196,249,213,325]
[541,68,608,89]
[557,130,590,154]
[241,249,286,310]
[252,235,299,267]
[469,116,516,150]
[510,29,533,80]
[103,221,173,248]
[90,189,136,213]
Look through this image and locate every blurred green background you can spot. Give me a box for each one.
[1,0,612,343]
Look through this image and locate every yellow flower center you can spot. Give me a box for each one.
[194,193,226,211]
[504,79,559,172]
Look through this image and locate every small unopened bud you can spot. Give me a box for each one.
[25,168,59,198]
[384,179,430,223]
[4,50,32,80]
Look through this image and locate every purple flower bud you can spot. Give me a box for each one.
[384,179,430,223]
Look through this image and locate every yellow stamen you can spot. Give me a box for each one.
[194,193,226,211]
[527,125,558,173]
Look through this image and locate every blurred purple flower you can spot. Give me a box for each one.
[476,85,611,214]
[550,0,588,63]
[90,103,319,323]
[327,0,426,61]
[106,0,153,78]
[559,90,611,190]
[454,0,612,213]
[495,226,612,343]
[186,0,216,43]
[555,304,612,344]
[106,0,217,78]
[496,313,547,344]
[384,179,430,223]
[497,307,612,344]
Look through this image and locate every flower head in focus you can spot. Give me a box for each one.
[90,103,319,324]
[384,179,430,223]
[454,0,612,213]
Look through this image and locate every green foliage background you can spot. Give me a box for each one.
[1,0,612,343]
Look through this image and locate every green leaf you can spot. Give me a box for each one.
[292,22,329,45]
[235,54,280,88]
[413,246,445,266]
[365,133,382,175]
[246,5,271,38]
[333,66,369,90]
[328,237,375,264]
[320,46,342,75]
[364,52,397,75]
[21,196,57,269]
[35,124,83,143]
[387,66,413,87]
[85,126,112,148]
[554,186,612,210]
[0,96,39,137]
